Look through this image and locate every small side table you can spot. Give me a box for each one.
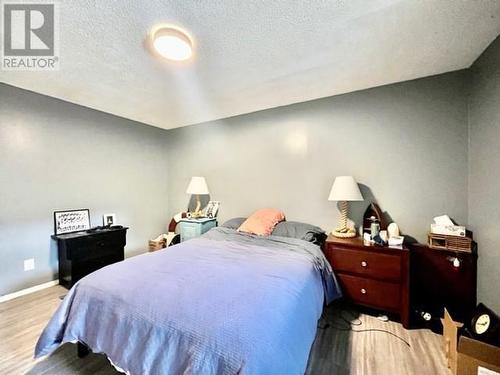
[179,218,217,242]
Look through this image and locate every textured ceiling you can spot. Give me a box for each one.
[1,0,500,130]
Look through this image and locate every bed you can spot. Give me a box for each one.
[35,226,341,374]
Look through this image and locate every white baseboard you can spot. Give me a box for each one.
[0,280,59,303]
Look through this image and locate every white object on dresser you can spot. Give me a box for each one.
[387,222,400,238]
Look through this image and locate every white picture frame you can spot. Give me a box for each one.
[204,201,220,218]
[103,213,116,226]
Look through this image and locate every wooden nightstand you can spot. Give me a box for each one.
[324,236,410,328]
[178,218,217,242]
[409,243,477,332]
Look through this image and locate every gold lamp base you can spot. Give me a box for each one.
[331,228,357,238]
[331,200,357,238]
[190,194,204,218]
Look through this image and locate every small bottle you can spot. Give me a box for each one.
[370,216,380,239]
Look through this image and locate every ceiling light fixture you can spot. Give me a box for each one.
[150,25,193,62]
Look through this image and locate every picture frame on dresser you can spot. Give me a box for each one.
[54,209,91,235]
[103,213,116,226]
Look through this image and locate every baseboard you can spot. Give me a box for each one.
[0,280,59,303]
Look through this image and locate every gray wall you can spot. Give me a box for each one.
[469,36,500,312]
[3,43,498,310]
[0,83,169,296]
[167,71,469,243]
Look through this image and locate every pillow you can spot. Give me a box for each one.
[220,217,246,229]
[272,221,327,245]
[237,208,285,236]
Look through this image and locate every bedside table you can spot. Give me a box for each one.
[179,218,217,242]
[409,243,477,332]
[324,236,410,328]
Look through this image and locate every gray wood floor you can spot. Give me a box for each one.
[0,286,448,374]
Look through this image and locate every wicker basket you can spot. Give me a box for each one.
[148,239,166,252]
[428,233,472,253]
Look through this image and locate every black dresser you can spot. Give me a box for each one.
[52,227,128,289]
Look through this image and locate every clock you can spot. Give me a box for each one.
[474,313,490,334]
[469,303,500,347]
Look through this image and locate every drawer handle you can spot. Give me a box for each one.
[361,261,367,267]
[360,288,367,294]
[447,256,461,268]
[98,242,105,247]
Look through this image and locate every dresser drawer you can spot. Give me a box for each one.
[179,219,217,242]
[67,233,125,261]
[338,273,401,311]
[180,224,200,242]
[326,246,401,281]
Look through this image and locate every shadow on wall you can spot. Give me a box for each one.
[338,183,377,233]
[50,239,58,280]
[342,184,417,242]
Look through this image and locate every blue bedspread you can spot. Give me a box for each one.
[35,228,341,374]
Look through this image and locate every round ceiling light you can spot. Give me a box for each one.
[150,26,193,62]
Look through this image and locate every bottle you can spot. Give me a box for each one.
[370,216,380,239]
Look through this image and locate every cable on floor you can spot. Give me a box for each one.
[318,309,411,348]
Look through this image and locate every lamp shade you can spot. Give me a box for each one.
[186,176,209,195]
[328,176,363,201]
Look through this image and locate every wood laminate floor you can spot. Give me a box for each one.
[0,286,448,375]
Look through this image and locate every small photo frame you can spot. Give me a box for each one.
[54,209,91,235]
[204,201,220,218]
[103,213,116,227]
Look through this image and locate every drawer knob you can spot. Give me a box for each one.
[446,256,461,268]
[361,261,367,267]
[360,288,367,294]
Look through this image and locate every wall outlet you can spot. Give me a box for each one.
[24,258,35,271]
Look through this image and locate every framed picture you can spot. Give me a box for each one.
[54,209,91,235]
[103,213,116,226]
[204,201,220,218]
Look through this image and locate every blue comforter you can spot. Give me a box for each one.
[35,227,341,374]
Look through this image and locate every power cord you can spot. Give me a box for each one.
[318,309,411,348]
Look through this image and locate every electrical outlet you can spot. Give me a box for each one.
[24,258,35,271]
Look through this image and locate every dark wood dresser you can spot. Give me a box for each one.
[324,236,410,328]
[52,227,128,289]
[409,243,477,332]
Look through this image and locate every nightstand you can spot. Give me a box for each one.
[409,243,477,332]
[179,218,217,242]
[324,236,410,328]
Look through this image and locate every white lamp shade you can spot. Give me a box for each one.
[186,176,209,195]
[328,176,363,201]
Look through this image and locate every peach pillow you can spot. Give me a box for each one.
[238,208,285,236]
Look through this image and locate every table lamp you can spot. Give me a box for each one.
[186,176,209,218]
[328,176,363,238]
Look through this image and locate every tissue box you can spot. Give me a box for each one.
[428,233,473,252]
[431,224,466,237]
